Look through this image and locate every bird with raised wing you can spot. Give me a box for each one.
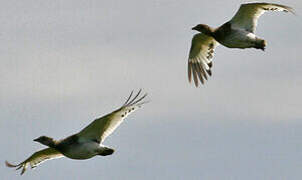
[6,90,148,175]
[188,2,295,87]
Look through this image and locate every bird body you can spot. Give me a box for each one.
[53,135,114,160]
[6,90,148,175]
[188,2,294,87]
[61,141,100,160]
[56,135,101,160]
[212,22,260,49]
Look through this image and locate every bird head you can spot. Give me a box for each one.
[192,24,213,36]
[34,136,56,147]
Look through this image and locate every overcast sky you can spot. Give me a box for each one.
[1,0,302,179]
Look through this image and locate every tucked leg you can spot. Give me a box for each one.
[98,147,115,156]
[254,38,267,51]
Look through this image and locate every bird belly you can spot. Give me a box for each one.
[62,142,100,160]
[219,30,257,49]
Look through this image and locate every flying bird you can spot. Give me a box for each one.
[5,90,148,175]
[188,2,295,87]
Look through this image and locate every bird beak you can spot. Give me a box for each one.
[192,27,196,31]
[33,138,39,142]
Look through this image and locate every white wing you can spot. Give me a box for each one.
[6,148,63,175]
[188,33,219,87]
[78,90,148,143]
[230,3,294,33]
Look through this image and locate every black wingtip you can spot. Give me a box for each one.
[123,90,134,106]
[123,89,148,107]
[207,69,212,76]
[188,62,193,83]
[5,160,25,175]
[5,161,17,168]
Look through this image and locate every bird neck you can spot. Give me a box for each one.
[40,138,58,148]
[47,140,58,148]
[204,27,215,36]
[212,22,232,42]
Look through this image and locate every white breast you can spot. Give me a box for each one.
[221,29,257,49]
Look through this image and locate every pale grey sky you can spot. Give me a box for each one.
[1,0,302,179]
